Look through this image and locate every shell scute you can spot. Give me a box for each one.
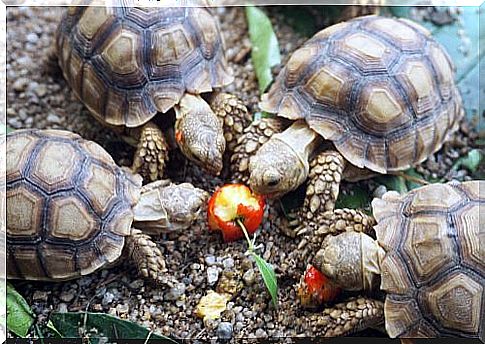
[29,140,82,193]
[425,272,483,335]
[6,185,44,238]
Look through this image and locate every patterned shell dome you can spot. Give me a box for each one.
[56,0,232,128]
[6,129,142,281]
[260,15,464,174]
[372,181,484,338]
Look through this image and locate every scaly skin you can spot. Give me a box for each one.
[305,296,385,337]
[128,179,208,284]
[249,121,321,198]
[131,122,169,182]
[229,117,287,184]
[210,92,252,154]
[126,228,168,283]
[174,93,225,175]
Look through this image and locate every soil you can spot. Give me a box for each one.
[6,5,480,341]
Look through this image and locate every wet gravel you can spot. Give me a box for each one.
[6,5,480,341]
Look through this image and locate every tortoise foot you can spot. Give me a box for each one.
[306,296,385,337]
[126,228,168,284]
[210,92,252,154]
[131,122,168,183]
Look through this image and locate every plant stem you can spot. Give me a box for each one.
[236,219,254,252]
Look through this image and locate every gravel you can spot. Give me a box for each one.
[6,5,479,342]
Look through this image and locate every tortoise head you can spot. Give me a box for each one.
[175,94,225,175]
[314,231,382,292]
[248,137,308,198]
[133,180,209,234]
[159,182,209,231]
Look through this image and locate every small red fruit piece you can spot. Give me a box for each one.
[175,130,184,144]
[297,265,340,308]
[207,184,265,242]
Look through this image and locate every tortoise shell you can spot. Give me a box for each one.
[260,15,464,174]
[6,129,142,281]
[372,181,484,338]
[56,1,233,128]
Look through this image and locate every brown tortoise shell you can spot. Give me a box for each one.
[372,181,484,338]
[56,1,233,128]
[6,129,142,281]
[260,15,464,174]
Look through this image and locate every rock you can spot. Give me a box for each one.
[205,255,217,266]
[255,328,267,338]
[26,32,38,43]
[34,84,47,97]
[165,283,186,301]
[57,303,68,313]
[222,257,234,269]
[102,292,114,306]
[59,289,75,303]
[217,322,233,340]
[373,185,387,199]
[129,279,144,290]
[32,290,49,302]
[207,266,219,286]
[116,303,129,315]
[243,269,256,285]
[234,322,244,332]
[46,113,62,124]
[12,77,29,92]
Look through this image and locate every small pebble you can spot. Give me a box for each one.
[205,255,217,266]
[12,77,29,92]
[243,269,256,285]
[102,292,114,306]
[46,113,61,124]
[59,289,75,303]
[216,322,233,340]
[32,291,49,302]
[165,283,186,301]
[222,257,235,269]
[207,266,219,286]
[26,32,38,43]
[57,303,68,313]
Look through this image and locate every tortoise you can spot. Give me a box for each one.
[236,15,463,235]
[54,1,251,182]
[5,129,208,282]
[297,180,484,339]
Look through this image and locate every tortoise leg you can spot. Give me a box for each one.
[229,117,287,184]
[131,122,169,182]
[283,150,346,238]
[125,228,168,283]
[307,296,385,337]
[210,92,252,155]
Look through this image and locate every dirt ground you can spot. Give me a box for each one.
[6,5,480,341]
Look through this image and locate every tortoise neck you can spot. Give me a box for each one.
[271,120,322,175]
[361,233,385,292]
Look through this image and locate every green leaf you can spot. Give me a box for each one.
[335,185,371,210]
[7,282,35,337]
[246,6,281,94]
[452,149,483,172]
[49,312,177,343]
[403,168,429,191]
[252,253,278,307]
